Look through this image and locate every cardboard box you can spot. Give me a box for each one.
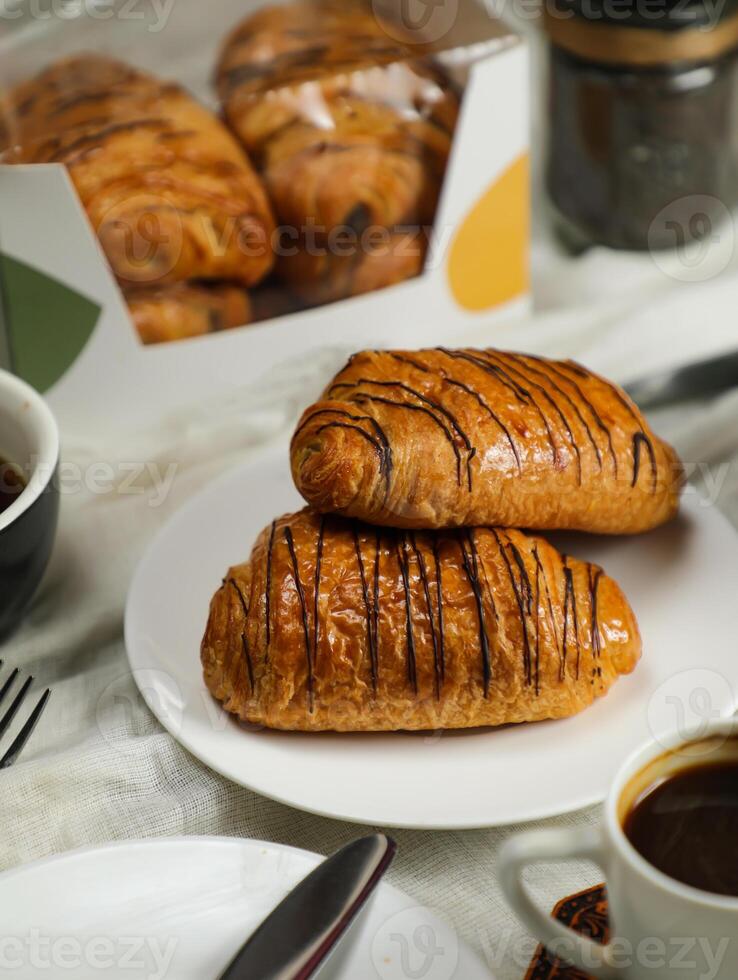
[0,0,529,434]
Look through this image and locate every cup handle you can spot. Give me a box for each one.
[499,826,621,979]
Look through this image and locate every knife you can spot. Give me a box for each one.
[218,834,397,980]
[624,349,738,410]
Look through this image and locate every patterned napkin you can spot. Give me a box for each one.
[525,885,608,980]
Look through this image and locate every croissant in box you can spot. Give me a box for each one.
[279,230,426,305]
[3,55,276,288]
[217,0,459,299]
[201,510,641,732]
[291,348,684,534]
[125,282,253,345]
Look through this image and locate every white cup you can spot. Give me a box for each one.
[499,719,738,979]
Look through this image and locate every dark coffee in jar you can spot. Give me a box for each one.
[544,0,738,250]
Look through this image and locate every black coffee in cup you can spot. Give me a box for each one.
[0,458,25,515]
[623,751,738,898]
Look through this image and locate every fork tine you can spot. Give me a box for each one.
[0,668,18,709]
[0,675,33,741]
[0,688,50,769]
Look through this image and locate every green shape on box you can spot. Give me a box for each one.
[0,252,101,392]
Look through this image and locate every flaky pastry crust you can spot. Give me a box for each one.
[291,348,684,533]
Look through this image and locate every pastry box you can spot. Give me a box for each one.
[0,0,529,434]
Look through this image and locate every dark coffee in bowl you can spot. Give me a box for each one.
[0,459,25,515]
[624,759,738,897]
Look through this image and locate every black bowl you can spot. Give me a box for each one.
[0,372,60,641]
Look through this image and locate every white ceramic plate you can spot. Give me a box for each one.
[0,836,490,979]
[125,444,738,828]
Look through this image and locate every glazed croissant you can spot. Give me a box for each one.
[202,510,641,732]
[125,282,252,345]
[3,55,275,287]
[291,348,683,533]
[216,0,458,297]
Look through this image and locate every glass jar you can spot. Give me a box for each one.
[545,0,738,250]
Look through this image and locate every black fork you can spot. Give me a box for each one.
[0,661,50,769]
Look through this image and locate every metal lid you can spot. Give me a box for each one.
[548,0,738,31]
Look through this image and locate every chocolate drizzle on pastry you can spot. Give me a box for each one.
[293,407,393,487]
[533,544,559,689]
[485,351,579,480]
[313,515,326,674]
[389,352,432,374]
[397,535,419,694]
[589,566,603,662]
[352,392,465,488]
[390,351,521,473]
[265,519,277,656]
[527,355,618,476]
[509,353,601,476]
[443,377,522,474]
[562,558,581,680]
[533,546,541,695]
[556,360,657,491]
[283,526,314,711]
[410,534,443,699]
[372,528,382,687]
[431,539,447,686]
[632,432,658,491]
[331,378,475,490]
[437,348,560,469]
[492,529,533,688]
[353,524,378,693]
[458,530,492,697]
[46,117,169,162]
[227,578,254,690]
[202,511,642,731]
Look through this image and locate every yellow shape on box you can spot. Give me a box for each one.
[448,153,530,312]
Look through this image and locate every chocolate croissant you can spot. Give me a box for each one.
[216,0,458,297]
[201,510,641,731]
[280,230,426,305]
[125,282,252,345]
[3,55,275,287]
[217,0,417,101]
[291,348,683,533]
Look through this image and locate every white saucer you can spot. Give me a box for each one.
[0,836,492,979]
